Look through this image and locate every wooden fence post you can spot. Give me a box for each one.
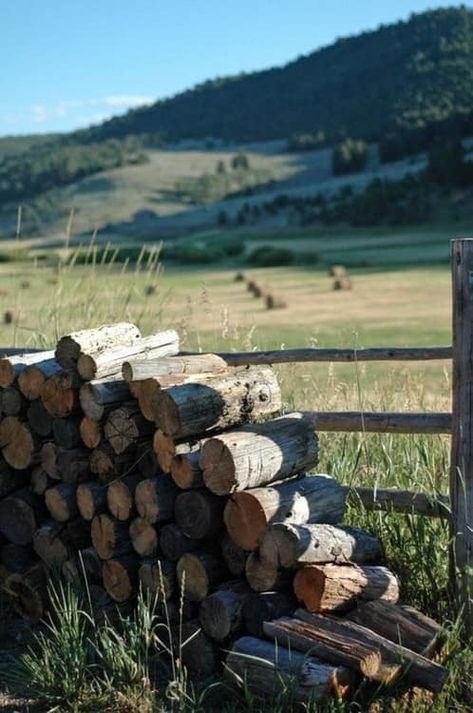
[451,239,473,635]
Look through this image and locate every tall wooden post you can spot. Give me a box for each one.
[451,239,473,635]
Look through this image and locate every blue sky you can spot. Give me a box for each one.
[0,1,468,137]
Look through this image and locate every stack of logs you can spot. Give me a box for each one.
[0,321,447,704]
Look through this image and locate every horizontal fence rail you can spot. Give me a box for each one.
[217,346,453,365]
[344,486,450,519]
[302,411,452,434]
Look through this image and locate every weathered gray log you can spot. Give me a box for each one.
[201,413,318,496]
[129,517,159,557]
[79,416,102,449]
[27,399,53,437]
[154,366,281,438]
[104,404,153,454]
[245,552,293,592]
[41,371,80,418]
[55,322,141,370]
[179,620,218,675]
[53,417,82,449]
[4,562,47,621]
[176,551,228,602]
[242,591,297,637]
[174,489,225,539]
[199,580,251,642]
[134,476,178,524]
[79,380,131,421]
[123,352,226,383]
[0,349,55,388]
[220,532,247,576]
[107,473,143,520]
[76,481,108,521]
[77,330,179,381]
[102,553,140,602]
[45,483,78,522]
[159,523,201,561]
[138,558,176,600]
[0,488,46,544]
[346,486,450,518]
[224,475,345,551]
[18,357,61,400]
[259,523,383,569]
[302,411,451,434]
[1,386,26,416]
[0,417,39,470]
[91,513,132,560]
[171,450,204,490]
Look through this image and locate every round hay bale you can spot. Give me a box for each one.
[252,284,264,298]
[20,280,30,290]
[333,277,352,291]
[265,294,287,310]
[234,272,245,282]
[329,265,347,278]
[144,285,157,296]
[247,280,258,293]
[4,309,22,325]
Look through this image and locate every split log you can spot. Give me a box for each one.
[122,352,226,383]
[41,442,59,479]
[102,553,140,602]
[53,417,82,449]
[242,591,297,637]
[45,483,78,522]
[226,636,353,702]
[30,466,51,495]
[77,330,179,381]
[89,445,137,481]
[4,562,47,621]
[134,476,178,524]
[224,475,345,551]
[159,523,200,561]
[179,620,218,675]
[200,580,251,642]
[0,459,28,498]
[104,404,153,454]
[107,473,143,520]
[55,322,141,370]
[138,558,176,600]
[56,448,91,484]
[0,417,39,469]
[171,450,204,490]
[41,371,80,418]
[154,366,281,439]
[245,552,293,592]
[259,523,383,569]
[1,386,26,416]
[0,349,55,388]
[0,488,46,544]
[0,543,36,573]
[293,563,399,613]
[129,517,159,557]
[176,551,228,602]
[27,399,53,437]
[201,413,318,495]
[91,514,132,560]
[76,481,108,521]
[136,441,160,478]
[174,489,226,539]
[79,380,131,421]
[79,417,102,449]
[18,357,61,400]
[220,532,247,577]
[346,600,443,657]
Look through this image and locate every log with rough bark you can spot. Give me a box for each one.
[0,488,46,544]
[179,620,218,675]
[89,445,137,481]
[129,517,159,557]
[245,552,293,592]
[53,417,82,449]
[220,532,247,577]
[259,523,383,569]
[102,553,140,602]
[0,459,28,498]
[45,483,78,522]
[41,371,80,418]
[224,475,345,551]
[225,636,354,703]
[0,417,39,469]
[138,558,176,600]
[293,563,399,613]
[77,330,179,381]
[176,551,228,602]
[3,561,47,621]
[159,523,200,561]
[18,357,61,400]
[27,400,53,437]
[122,352,226,383]
[134,476,178,524]
[76,481,108,521]
[107,473,143,520]
[171,449,204,490]
[201,413,318,496]
[242,591,297,637]
[104,404,153,454]
[1,386,26,416]
[200,580,251,642]
[55,322,141,370]
[174,489,226,539]
[153,366,281,439]
[91,513,132,560]
[79,380,131,421]
[0,349,55,388]
[79,416,102,449]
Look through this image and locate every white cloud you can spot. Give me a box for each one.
[26,95,154,129]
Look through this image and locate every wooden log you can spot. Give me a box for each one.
[91,513,132,559]
[136,441,160,478]
[4,562,47,621]
[79,547,103,583]
[33,519,76,568]
[158,598,197,624]
[55,322,141,370]
[154,365,281,439]
[346,486,450,518]
[87,583,135,624]
[134,476,178,524]
[226,636,354,702]
[41,371,80,418]
[293,609,448,693]
[53,417,82,449]
[159,523,200,561]
[79,416,102,449]
[77,330,179,381]
[153,430,193,474]
[259,523,383,569]
[129,517,159,557]
[245,552,293,592]
[0,488,46,544]
[200,580,251,642]
[123,352,226,383]
[0,349,55,388]
[107,473,143,520]
[179,620,218,675]
[80,379,131,421]
[0,459,28,498]
[138,558,176,600]
[27,399,53,437]
[220,532,247,577]
[346,600,443,657]
[18,357,61,400]
[89,445,137,481]
[0,543,36,573]
[293,563,399,613]
[303,411,452,434]
[56,448,91,484]
[224,475,345,551]
[242,591,297,637]
[201,413,318,496]
[176,552,228,602]
[45,483,78,522]
[1,385,26,416]
[104,404,153,454]
[76,481,108,521]
[0,416,39,469]
[102,553,140,602]
[171,450,204,490]
[41,442,59,479]
[30,466,51,495]
[174,489,225,539]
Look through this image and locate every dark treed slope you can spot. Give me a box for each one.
[77,7,473,145]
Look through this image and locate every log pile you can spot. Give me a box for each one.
[0,321,447,704]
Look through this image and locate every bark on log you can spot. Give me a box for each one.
[293,563,399,613]
[224,475,345,551]
[200,580,251,642]
[27,399,53,437]
[45,483,78,522]
[242,591,297,637]
[176,551,228,602]
[259,523,383,569]
[79,380,131,421]
[154,366,281,439]
[0,417,39,469]
[174,489,226,539]
[41,371,80,418]
[201,413,318,496]
[76,481,108,521]
[179,620,218,676]
[107,473,143,520]
[245,552,293,592]
[55,322,141,370]
[1,386,26,416]
[136,441,160,478]
[122,352,226,383]
[226,636,354,702]
[102,553,140,602]
[91,513,132,560]
[18,357,61,400]
[4,562,47,621]
[104,403,153,454]
[138,558,176,600]
[0,488,46,544]
[134,476,178,524]
[0,349,55,388]
[220,532,247,577]
[79,547,103,583]
[56,448,91,484]
[77,330,179,381]
[79,417,102,449]
[32,519,88,568]
[89,445,137,481]
[303,410,451,434]
[159,523,201,561]
[53,417,82,449]
[171,450,204,490]
[129,517,159,557]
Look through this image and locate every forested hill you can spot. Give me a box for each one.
[78,6,473,145]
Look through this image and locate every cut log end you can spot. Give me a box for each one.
[224,493,267,551]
